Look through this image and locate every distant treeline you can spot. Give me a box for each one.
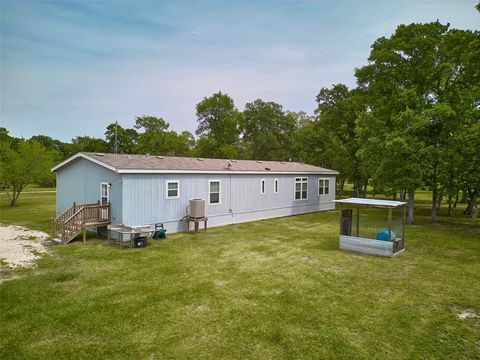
[1,21,479,226]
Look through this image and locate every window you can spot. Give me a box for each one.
[100,182,110,205]
[261,179,266,194]
[318,178,330,196]
[274,179,279,194]
[209,180,221,204]
[166,181,179,199]
[294,177,308,200]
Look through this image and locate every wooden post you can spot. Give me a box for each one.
[82,208,86,243]
[356,208,360,237]
[195,221,199,232]
[402,206,406,241]
[51,218,55,238]
[387,208,392,242]
[73,202,76,213]
[204,218,207,231]
[339,203,343,236]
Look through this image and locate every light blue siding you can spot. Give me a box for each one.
[55,158,123,224]
[121,173,336,232]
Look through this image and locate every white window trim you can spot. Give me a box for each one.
[165,180,180,199]
[260,179,266,195]
[318,178,330,196]
[208,179,221,205]
[100,182,110,204]
[294,177,308,201]
[274,178,279,194]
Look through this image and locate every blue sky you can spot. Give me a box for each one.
[1,1,478,142]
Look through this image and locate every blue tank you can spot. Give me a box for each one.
[375,229,396,241]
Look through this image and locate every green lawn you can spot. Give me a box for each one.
[1,190,479,359]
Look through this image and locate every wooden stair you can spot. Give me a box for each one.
[52,202,110,245]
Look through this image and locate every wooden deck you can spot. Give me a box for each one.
[52,202,110,244]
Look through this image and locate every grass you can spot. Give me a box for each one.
[1,190,479,359]
[0,186,56,232]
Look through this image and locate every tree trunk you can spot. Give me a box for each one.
[399,189,406,201]
[447,195,453,217]
[338,178,345,197]
[437,191,443,212]
[10,197,17,207]
[464,193,474,215]
[471,202,478,228]
[393,193,397,200]
[354,179,360,197]
[453,192,459,209]
[363,178,368,197]
[431,184,438,222]
[407,188,415,224]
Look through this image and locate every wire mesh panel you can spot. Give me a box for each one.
[340,209,353,236]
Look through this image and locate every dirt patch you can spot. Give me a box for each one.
[300,255,317,263]
[0,225,50,269]
[457,309,478,320]
[451,305,479,320]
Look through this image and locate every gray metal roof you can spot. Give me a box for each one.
[52,152,339,175]
[333,198,406,208]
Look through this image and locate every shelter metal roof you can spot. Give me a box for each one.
[333,197,406,208]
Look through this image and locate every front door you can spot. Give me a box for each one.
[100,183,110,220]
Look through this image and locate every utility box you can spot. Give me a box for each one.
[134,237,147,248]
[189,199,205,218]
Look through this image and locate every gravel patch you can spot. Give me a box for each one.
[0,225,50,268]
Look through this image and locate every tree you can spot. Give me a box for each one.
[195,92,242,158]
[71,136,108,154]
[315,85,367,196]
[242,99,297,161]
[355,21,480,222]
[105,122,138,154]
[134,116,194,156]
[0,128,12,143]
[0,140,56,206]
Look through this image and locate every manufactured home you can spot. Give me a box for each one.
[52,152,338,243]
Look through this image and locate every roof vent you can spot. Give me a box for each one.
[231,159,236,162]
[265,167,271,171]
[145,153,150,157]
[128,155,132,159]
[257,161,263,164]
[96,153,104,156]
[197,158,204,161]
[156,156,164,159]
[280,161,286,164]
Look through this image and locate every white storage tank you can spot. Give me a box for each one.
[189,199,205,218]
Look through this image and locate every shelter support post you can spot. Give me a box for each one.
[387,208,392,241]
[402,206,406,241]
[339,204,343,235]
[356,208,360,237]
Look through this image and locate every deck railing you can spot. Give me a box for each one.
[52,202,110,244]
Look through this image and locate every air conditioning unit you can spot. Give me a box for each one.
[189,199,205,218]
